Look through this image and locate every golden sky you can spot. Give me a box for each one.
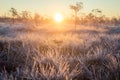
[0,0,120,17]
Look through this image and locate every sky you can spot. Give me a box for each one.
[0,0,120,17]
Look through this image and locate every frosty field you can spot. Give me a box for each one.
[0,22,120,80]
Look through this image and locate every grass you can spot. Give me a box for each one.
[0,23,120,80]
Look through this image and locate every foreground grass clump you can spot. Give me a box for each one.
[0,24,120,80]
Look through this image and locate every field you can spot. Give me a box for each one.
[0,22,120,80]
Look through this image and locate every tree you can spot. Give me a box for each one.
[92,9,102,17]
[21,11,29,19]
[70,2,83,30]
[21,11,30,22]
[34,13,41,26]
[9,8,18,24]
[91,9,104,26]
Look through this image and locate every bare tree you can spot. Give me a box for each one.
[34,13,41,26]
[92,9,102,17]
[9,7,18,24]
[21,11,29,19]
[70,2,83,30]
[21,11,30,22]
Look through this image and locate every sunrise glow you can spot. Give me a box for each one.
[54,13,64,23]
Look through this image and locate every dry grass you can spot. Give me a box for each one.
[0,23,120,80]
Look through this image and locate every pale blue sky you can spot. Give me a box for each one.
[0,0,120,17]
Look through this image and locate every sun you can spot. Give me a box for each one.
[54,13,64,23]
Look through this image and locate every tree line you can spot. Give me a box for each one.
[0,2,120,27]
[69,2,120,28]
[0,8,49,25]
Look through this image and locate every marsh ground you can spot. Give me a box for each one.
[0,22,120,80]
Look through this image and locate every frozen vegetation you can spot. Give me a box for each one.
[0,22,120,80]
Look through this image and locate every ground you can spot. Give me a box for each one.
[0,22,120,80]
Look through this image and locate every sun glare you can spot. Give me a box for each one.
[54,13,63,23]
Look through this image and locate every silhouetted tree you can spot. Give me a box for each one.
[70,2,83,30]
[111,18,119,26]
[21,11,29,19]
[9,8,18,24]
[34,13,41,26]
[92,9,102,17]
[21,11,30,22]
